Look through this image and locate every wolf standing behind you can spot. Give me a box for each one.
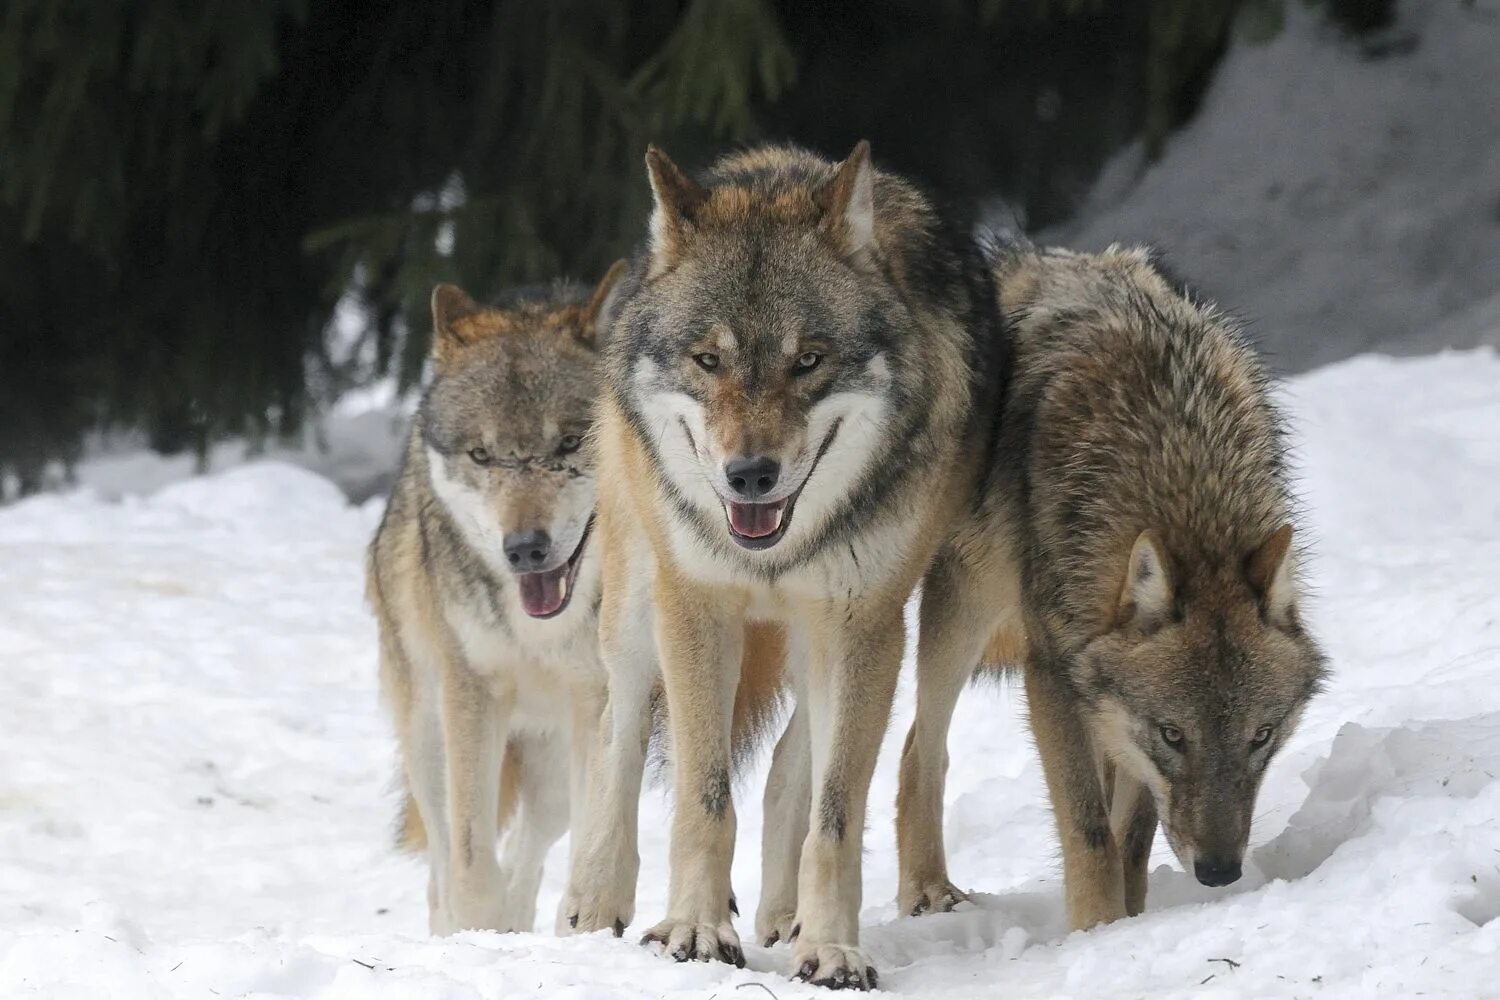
[368,265,625,934]
[896,244,1327,929]
[561,141,1004,989]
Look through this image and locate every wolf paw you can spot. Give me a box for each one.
[439,874,514,935]
[791,943,878,991]
[558,885,633,938]
[640,918,745,967]
[756,909,799,948]
[900,879,969,917]
[492,899,537,934]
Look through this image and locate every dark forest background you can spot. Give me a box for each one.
[0,0,1395,494]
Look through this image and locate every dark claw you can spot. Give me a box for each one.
[728,896,739,917]
[613,919,625,938]
[763,932,779,948]
[811,964,877,992]
[911,896,929,917]
[722,943,746,969]
[640,929,666,948]
[669,930,695,962]
[568,914,578,928]
[789,922,801,942]
[795,959,817,982]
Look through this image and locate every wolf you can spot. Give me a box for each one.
[895,243,1328,930]
[559,141,1005,989]
[367,263,625,935]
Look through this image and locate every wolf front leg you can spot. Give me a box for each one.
[790,598,906,991]
[1109,769,1158,917]
[439,667,512,932]
[560,579,655,936]
[639,572,746,967]
[400,678,455,934]
[896,547,1015,915]
[564,679,606,864]
[1025,655,1127,930]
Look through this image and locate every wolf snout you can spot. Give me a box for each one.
[1193,856,1242,888]
[724,455,780,500]
[503,529,551,570]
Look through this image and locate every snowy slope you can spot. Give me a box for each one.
[1043,0,1500,372]
[3,348,1500,998]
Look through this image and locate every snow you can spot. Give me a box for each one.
[1042,0,1500,372]
[57,399,412,508]
[6,3,1500,991]
[3,346,1499,998]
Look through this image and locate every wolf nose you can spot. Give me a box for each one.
[1193,857,1243,887]
[503,529,551,570]
[725,456,780,500]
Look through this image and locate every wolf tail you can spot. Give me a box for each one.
[972,621,1027,682]
[645,620,789,777]
[730,621,789,769]
[394,742,523,853]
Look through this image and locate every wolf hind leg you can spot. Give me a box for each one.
[896,548,1017,916]
[495,732,569,932]
[757,696,810,946]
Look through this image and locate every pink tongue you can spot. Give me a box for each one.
[727,501,784,539]
[517,566,567,617]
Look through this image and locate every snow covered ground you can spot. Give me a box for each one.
[1043,0,1500,372]
[2,345,1499,998]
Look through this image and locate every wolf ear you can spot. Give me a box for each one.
[579,259,629,346]
[431,283,482,363]
[1118,530,1173,630]
[1247,523,1298,628]
[817,139,877,263]
[645,146,706,278]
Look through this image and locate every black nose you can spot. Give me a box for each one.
[503,529,551,570]
[724,456,780,500]
[1194,857,1243,887]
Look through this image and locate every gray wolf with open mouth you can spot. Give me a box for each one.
[367,263,625,934]
[895,243,1327,930]
[560,141,1005,990]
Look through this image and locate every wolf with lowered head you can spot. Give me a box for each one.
[368,265,624,935]
[896,243,1327,931]
[561,142,1004,989]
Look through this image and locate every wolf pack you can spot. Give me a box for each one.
[366,141,1328,991]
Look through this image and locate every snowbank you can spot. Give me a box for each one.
[1043,1,1500,372]
[2,348,1499,998]
[61,399,412,508]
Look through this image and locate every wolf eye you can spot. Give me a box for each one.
[693,352,720,371]
[1251,725,1274,747]
[1160,725,1184,749]
[468,446,491,465]
[558,434,582,455]
[793,351,822,374]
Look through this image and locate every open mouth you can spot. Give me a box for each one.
[721,421,841,552]
[515,516,594,619]
[725,496,795,550]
